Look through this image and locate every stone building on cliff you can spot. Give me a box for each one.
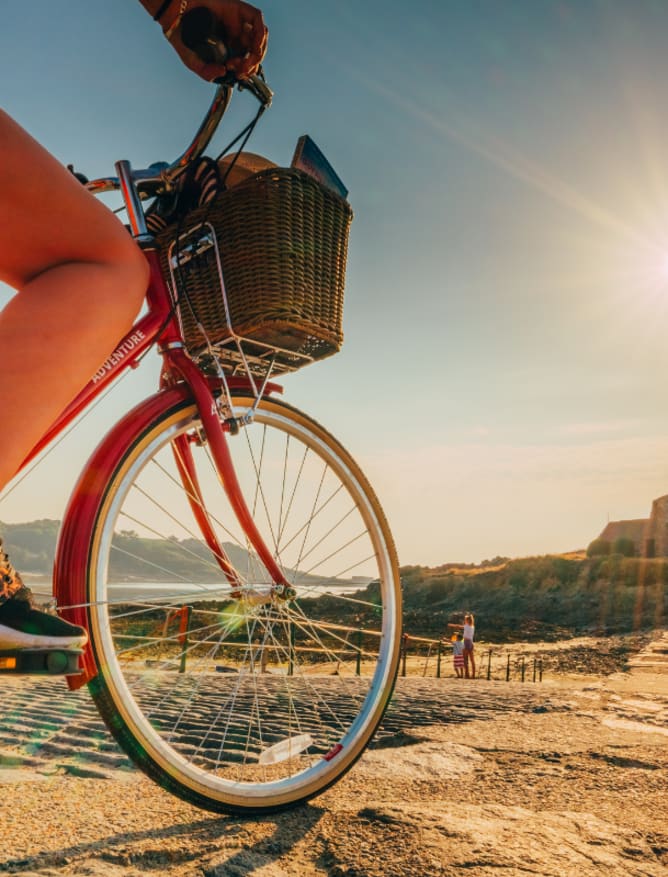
[598,494,668,557]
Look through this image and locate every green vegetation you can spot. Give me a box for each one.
[396,555,666,642]
[587,538,610,557]
[294,553,666,645]
[587,537,635,558]
[612,537,636,557]
[2,520,665,643]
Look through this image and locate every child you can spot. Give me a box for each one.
[452,632,465,678]
[448,612,476,679]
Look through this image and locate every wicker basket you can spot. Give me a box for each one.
[157,167,353,375]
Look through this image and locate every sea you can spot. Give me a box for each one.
[29,580,368,604]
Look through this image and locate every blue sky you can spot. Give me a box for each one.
[4,0,668,564]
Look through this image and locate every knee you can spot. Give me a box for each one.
[113,236,150,311]
[99,234,149,326]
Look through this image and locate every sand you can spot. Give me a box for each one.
[0,633,666,876]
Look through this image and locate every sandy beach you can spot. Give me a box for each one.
[0,632,666,876]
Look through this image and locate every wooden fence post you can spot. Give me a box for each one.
[288,623,295,676]
[178,606,192,674]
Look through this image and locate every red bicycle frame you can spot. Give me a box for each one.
[19,244,286,686]
[9,80,284,686]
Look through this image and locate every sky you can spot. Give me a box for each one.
[4,0,668,565]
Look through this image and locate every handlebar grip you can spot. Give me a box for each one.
[180,7,272,106]
[181,8,229,64]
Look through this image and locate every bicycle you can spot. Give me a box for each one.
[0,70,402,814]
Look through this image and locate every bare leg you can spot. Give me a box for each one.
[0,111,148,490]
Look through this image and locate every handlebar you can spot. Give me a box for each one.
[86,74,272,198]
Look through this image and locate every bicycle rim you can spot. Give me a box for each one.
[86,394,401,812]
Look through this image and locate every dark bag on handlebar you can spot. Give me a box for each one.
[154,155,353,377]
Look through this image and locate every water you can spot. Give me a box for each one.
[34,580,368,604]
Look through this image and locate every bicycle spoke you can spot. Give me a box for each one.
[86,396,400,811]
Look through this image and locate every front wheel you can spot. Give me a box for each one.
[85,392,401,813]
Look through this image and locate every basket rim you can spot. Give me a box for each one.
[156,165,353,245]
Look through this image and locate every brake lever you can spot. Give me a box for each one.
[237,73,273,108]
[67,164,89,186]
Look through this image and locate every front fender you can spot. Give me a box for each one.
[54,385,195,689]
[54,374,281,690]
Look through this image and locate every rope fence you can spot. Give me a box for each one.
[139,604,547,680]
[399,632,545,682]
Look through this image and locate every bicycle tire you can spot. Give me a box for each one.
[83,391,401,813]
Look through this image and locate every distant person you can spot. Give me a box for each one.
[448,612,476,679]
[462,612,476,678]
[452,631,465,678]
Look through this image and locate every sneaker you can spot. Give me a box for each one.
[0,541,87,650]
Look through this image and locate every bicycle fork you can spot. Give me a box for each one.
[166,347,293,600]
[55,371,292,689]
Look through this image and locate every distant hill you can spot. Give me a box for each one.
[0,519,232,580]
[0,519,361,588]
[0,519,59,576]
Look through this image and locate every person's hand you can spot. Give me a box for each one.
[165,1,267,82]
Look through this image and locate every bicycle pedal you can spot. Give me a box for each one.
[0,648,83,676]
